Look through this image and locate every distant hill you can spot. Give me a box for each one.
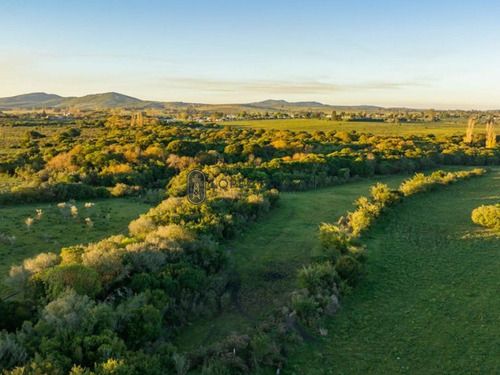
[0,92,164,110]
[0,92,387,111]
[248,99,331,109]
[57,92,142,109]
[245,99,383,112]
[0,92,64,109]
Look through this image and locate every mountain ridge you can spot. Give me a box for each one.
[0,92,397,111]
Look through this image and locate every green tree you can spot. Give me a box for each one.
[42,264,102,299]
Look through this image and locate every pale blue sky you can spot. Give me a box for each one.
[1,0,500,109]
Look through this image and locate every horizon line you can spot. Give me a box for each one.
[0,91,498,112]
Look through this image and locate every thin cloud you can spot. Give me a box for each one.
[157,77,426,94]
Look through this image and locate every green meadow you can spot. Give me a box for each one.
[224,118,470,136]
[174,167,499,374]
[0,198,151,296]
[289,167,500,374]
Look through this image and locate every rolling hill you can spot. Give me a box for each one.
[0,92,65,108]
[0,92,162,110]
[0,92,387,112]
[57,92,144,109]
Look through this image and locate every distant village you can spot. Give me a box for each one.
[0,105,494,126]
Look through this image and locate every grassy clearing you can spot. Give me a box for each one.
[174,174,411,351]
[222,118,469,136]
[289,167,499,374]
[0,197,151,294]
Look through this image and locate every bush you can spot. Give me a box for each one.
[399,173,435,196]
[290,293,321,327]
[128,215,156,238]
[125,244,167,273]
[42,264,102,299]
[346,196,384,235]
[318,223,349,260]
[346,207,375,236]
[0,332,28,370]
[82,237,128,287]
[297,263,337,295]
[60,246,86,265]
[22,252,60,275]
[110,183,138,197]
[335,255,364,286]
[471,204,500,230]
[370,183,400,206]
[399,169,486,196]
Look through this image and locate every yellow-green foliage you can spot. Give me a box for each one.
[318,223,350,260]
[399,173,436,196]
[486,121,497,149]
[399,169,485,196]
[464,117,475,144]
[370,183,400,206]
[471,204,500,230]
[346,196,383,235]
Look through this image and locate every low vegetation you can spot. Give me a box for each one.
[471,204,500,230]
[289,167,500,374]
[291,169,486,331]
[0,198,151,296]
[0,107,498,374]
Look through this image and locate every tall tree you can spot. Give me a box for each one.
[486,120,497,148]
[464,117,475,144]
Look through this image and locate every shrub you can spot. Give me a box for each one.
[42,264,102,299]
[194,334,251,374]
[0,332,28,370]
[346,207,375,236]
[399,173,435,196]
[290,293,321,327]
[22,252,59,275]
[125,244,167,273]
[345,196,385,236]
[128,215,156,238]
[60,245,86,265]
[144,224,195,254]
[82,238,128,287]
[172,353,190,375]
[399,169,486,197]
[40,290,99,334]
[297,263,337,295]
[249,332,282,371]
[370,183,400,206]
[318,223,349,260]
[471,204,500,230]
[110,183,138,197]
[4,266,31,298]
[335,255,364,286]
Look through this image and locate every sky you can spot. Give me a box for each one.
[1,0,500,109]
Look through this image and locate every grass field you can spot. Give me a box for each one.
[289,167,500,374]
[174,167,499,375]
[175,173,412,351]
[0,197,151,295]
[223,118,471,136]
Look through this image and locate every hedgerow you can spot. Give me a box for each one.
[294,169,488,331]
